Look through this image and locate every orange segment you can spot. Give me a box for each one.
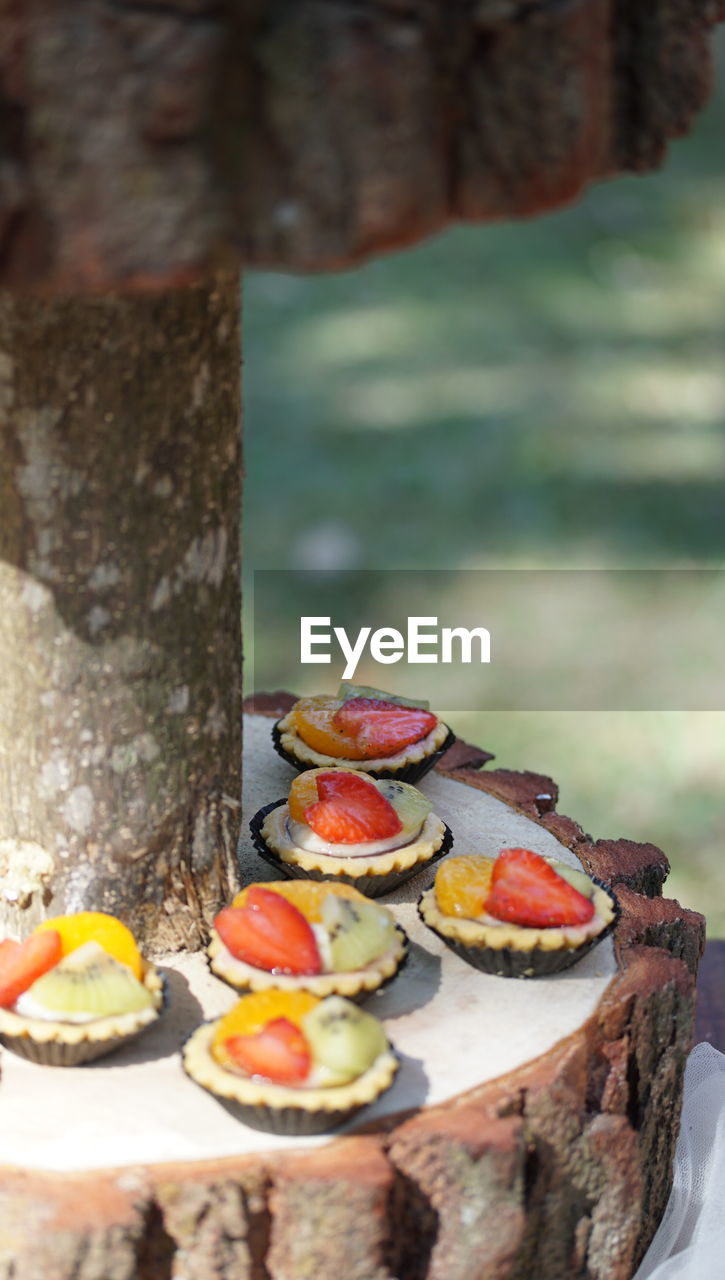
[212,990,319,1064]
[288,770,321,822]
[34,911,143,979]
[291,695,367,759]
[231,879,366,923]
[435,855,495,919]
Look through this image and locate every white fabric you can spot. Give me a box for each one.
[634,1043,725,1280]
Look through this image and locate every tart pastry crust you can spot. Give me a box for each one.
[273,714,454,782]
[0,962,166,1065]
[183,1021,399,1134]
[208,927,408,999]
[251,801,453,896]
[418,880,618,978]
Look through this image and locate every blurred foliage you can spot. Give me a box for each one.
[244,35,725,933]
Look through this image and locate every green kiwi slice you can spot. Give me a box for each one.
[26,942,154,1018]
[337,683,430,710]
[302,996,388,1083]
[377,778,433,839]
[322,895,398,972]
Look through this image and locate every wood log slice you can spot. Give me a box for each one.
[0,1,722,290]
[0,706,704,1280]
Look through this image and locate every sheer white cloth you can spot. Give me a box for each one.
[634,1043,725,1279]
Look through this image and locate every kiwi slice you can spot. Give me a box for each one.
[337,683,429,710]
[546,862,595,899]
[377,779,433,839]
[26,941,154,1018]
[302,996,388,1083]
[322,895,397,972]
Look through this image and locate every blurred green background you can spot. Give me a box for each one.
[243,37,725,933]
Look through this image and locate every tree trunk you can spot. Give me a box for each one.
[0,276,242,952]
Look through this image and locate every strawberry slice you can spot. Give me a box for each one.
[485,848,595,928]
[224,1017,312,1084]
[214,889,322,975]
[0,930,63,1007]
[304,771,403,843]
[332,698,437,759]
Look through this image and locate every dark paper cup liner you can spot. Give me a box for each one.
[417,881,620,979]
[213,1097,367,1135]
[249,801,453,899]
[272,722,457,785]
[0,972,168,1065]
[182,1027,399,1135]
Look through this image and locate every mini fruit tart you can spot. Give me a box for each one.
[418,848,618,978]
[273,685,454,783]
[0,911,166,1065]
[251,767,453,897]
[183,990,399,1134]
[209,881,407,999]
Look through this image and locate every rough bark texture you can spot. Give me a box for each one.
[0,277,242,951]
[0,723,705,1280]
[0,0,722,290]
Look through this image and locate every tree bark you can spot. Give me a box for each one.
[0,275,242,951]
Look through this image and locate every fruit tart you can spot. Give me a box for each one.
[418,848,618,978]
[251,767,453,897]
[183,990,399,1134]
[209,881,407,999]
[0,911,165,1064]
[273,685,454,783]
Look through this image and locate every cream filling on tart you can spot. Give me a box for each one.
[277,713,450,771]
[0,964,164,1043]
[183,1021,399,1111]
[287,817,423,858]
[419,884,616,953]
[13,992,104,1024]
[262,804,447,877]
[208,928,407,998]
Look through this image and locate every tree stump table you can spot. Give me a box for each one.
[0,702,706,1280]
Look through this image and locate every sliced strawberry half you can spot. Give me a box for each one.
[332,698,437,759]
[304,770,403,843]
[485,848,595,928]
[215,888,322,975]
[224,1017,312,1084]
[0,930,63,1007]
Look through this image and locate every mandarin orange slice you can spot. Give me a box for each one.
[231,879,365,923]
[291,695,366,759]
[34,912,143,979]
[435,855,495,919]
